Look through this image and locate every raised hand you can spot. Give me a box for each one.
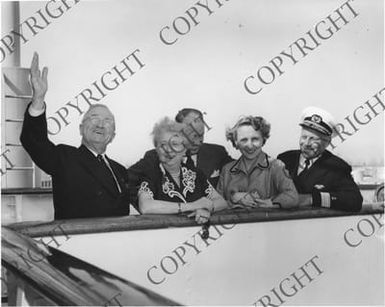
[30,52,48,109]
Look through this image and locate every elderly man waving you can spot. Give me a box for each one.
[20,53,130,219]
[278,107,363,212]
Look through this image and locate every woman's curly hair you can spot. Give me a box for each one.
[151,117,186,147]
[226,116,271,148]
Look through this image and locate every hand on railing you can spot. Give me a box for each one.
[187,208,211,225]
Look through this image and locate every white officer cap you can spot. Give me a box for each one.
[299,106,336,137]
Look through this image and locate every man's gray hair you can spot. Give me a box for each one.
[81,104,115,125]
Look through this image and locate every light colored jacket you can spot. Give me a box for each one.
[217,151,298,208]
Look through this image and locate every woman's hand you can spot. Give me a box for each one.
[252,198,276,208]
[230,192,244,204]
[231,192,277,209]
[231,192,257,208]
[188,208,211,224]
[189,197,213,211]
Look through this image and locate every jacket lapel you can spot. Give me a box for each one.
[106,155,126,193]
[196,144,206,170]
[291,151,302,178]
[77,145,119,197]
[297,151,329,180]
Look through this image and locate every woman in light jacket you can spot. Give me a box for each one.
[217,116,298,209]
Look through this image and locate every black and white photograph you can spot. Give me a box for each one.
[1,0,384,305]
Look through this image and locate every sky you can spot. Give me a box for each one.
[2,0,383,167]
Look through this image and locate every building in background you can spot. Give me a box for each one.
[1,2,51,190]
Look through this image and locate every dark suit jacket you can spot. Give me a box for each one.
[196,143,234,186]
[277,150,363,212]
[20,107,130,219]
[127,143,233,208]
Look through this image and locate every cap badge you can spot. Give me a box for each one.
[311,114,322,123]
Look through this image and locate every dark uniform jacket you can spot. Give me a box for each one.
[127,143,233,207]
[20,106,130,219]
[277,150,363,212]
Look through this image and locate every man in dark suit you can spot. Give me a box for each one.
[175,108,234,186]
[20,53,130,219]
[278,107,362,212]
[127,108,233,206]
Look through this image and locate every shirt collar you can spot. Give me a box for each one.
[299,153,321,168]
[230,151,270,174]
[84,145,106,158]
[183,152,198,166]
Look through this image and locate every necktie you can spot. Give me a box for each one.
[185,152,195,169]
[97,154,121,193]
[300,159,310,175]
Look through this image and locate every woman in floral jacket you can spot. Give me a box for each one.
[138,117,228,224]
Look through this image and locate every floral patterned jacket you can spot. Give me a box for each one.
[138,163,214,204]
